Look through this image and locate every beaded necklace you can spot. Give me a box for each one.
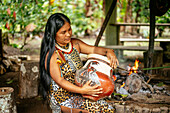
[55,42,73,54]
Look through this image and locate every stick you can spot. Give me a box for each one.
[143,66,170,70]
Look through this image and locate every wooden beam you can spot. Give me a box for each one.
[94,0,117,46]
[101,45,163,51]
[147,0,156,74]
[110,23,170,26]
[120,38,170,42]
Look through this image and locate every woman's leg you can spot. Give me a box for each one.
[61,106,89,113]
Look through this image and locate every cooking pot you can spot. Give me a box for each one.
[75,54,115,101]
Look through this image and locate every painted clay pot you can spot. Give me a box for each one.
[75,54,114,101]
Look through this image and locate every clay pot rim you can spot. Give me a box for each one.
[87,54,110,64]
[0,87,14,95]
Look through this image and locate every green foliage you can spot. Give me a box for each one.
[52,0,104,36]
[117,0,169,23]
[131,0,150,22]
[156,9,170,36]
[117,0,127,22]
[0,0,104,37]
[0,0,44,36]
[156,82,164,87]
[10,43,22,48]
[1,0,168,39]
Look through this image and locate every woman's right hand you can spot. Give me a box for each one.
[81,80,103,97]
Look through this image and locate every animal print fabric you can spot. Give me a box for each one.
[48,47,115,113]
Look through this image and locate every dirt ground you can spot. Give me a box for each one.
[1,37,170,113]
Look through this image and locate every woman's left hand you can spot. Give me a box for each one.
[106,49,119,69]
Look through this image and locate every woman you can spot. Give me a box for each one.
[40,13,119,113]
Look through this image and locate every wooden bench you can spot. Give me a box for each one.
[101,45,163,59]
[120,38,170,46]
[101,45,163,51]
[108,22,170,55]
[110,22,170,44]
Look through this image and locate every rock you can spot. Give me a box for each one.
[151,108,161,113]
[115,104,124,113]
[134,106,142,113]
[124,105,133,113]
[142,107,151,113]
[160,107,169,113]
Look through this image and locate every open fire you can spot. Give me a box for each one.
[113,59,149,95]
[128,59,139,75]
[119,59,140,88]
[111,59,170,112]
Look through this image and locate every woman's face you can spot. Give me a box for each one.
[55,22,72,46]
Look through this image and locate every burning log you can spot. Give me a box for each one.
[125,73,142,94]
[114,58,157,95]
[107,58,170,112]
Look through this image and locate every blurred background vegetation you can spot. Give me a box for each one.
[0,0,169,47]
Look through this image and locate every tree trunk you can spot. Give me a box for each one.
[135,0,141,34]
[19,60,39,98]
[85,0,92,36]
[0,87,17,113]
[123,0,133,33]
[0,29,3,62]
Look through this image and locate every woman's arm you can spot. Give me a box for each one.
[45,52,103,96]
[72,38,119,68]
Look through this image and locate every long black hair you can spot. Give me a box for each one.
[39,13,71,100]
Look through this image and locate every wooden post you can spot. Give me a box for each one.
[19,60,39,98]
[147,0,155,74]
[105,0,118,46]
[0,87,17,113]
[144,51,163,75]
[94,0,117,46]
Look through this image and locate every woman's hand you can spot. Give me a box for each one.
[106,49,119,69]
[81,80,103,97]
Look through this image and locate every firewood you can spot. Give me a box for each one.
[6,55,21,65]
[17,55,31,61]
[125,73,142,94]
[10,64,20,72]
[0,64,6,75]
[2,59,13,69]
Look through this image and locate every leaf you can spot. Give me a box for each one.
[113,93,128,98]
[10,43,22,48]
[6,79,14,84]
[156,82,164,87]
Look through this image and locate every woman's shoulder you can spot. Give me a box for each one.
[45,51,58,62]
[71,38,83,44]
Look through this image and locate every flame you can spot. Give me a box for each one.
[113,75,117,81]
[120,82,125,88]
[129,59,139,75]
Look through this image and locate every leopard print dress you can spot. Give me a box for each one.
[48,43,115,113]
